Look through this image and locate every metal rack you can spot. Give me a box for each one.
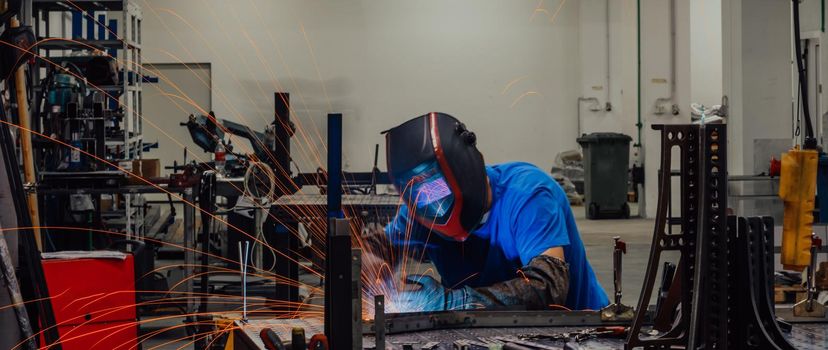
[28,0,145,239]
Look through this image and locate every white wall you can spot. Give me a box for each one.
[579,0,732,217]
[577,0,639,140]
[139,1,789,219]
[644,0,691,218]
[140,0,583,175]
[724,0,793,177]
[690,0,723,108]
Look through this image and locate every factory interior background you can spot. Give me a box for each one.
[2,0,828,349]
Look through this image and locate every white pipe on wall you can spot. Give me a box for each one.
[654,0,679,116]
[577,97,602,136]
[605,0,613,111]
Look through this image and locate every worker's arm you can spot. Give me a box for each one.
[542,246,565,261]
[453,250,569,309]
[396,189,573,311]
[450,189,572,309]
[395,251,568,311]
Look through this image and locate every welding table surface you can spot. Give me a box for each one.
[233,319,828,349]
[272,193,401,206]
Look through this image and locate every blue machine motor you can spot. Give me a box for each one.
[47,73,85,112]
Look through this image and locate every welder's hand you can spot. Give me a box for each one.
[391,274,450,312]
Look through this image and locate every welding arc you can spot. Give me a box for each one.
[793,0,816,149]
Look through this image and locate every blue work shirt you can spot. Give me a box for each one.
[385,162,609,310]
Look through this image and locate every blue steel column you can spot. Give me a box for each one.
[325,113,354,346]
[327,113,343,218]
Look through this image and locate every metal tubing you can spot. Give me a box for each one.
[196,171,216,348]
[273,93,293,195]
[0,221,35,350]
[11,17,41,250]
[352,249,362,350]
[327,218,352,347]
[613,237,623,306]
[183,188,196,317]
[325,113,350,344]
[374,295,385,350]
[327,113,343,218]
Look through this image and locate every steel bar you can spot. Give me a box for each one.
[182,188,196,318]
[196,171,216,349]
[367,310,643,335]
[328,218,353,346]
[352,249,363,350]
[375,295,385,350]
[325,113,356,346]
[0,222,36,350]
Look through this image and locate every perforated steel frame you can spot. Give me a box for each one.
[625,124,798,349]
[728,217,796,349]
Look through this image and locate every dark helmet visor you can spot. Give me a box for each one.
[395,160,454,225]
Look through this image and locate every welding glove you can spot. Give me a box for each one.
[456,254,570,310]
[394,274,466,312]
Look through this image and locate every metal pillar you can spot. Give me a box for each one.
[273,92,293,195]
[196,171,216,348]
[182,188,196,318]
[324,113,355,346]
[352,249,362,350]
[271,92,299,310]
[271,218,298,311]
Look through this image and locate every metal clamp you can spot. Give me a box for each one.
[601,236,634,321]
[794,233,826,317]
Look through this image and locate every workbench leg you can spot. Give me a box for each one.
[270,217,298,313]
[183,189,197,328]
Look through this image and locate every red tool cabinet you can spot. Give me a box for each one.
[41,252,139,349]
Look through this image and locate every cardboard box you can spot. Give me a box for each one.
[128,159,160,184]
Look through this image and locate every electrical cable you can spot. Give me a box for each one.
[244,161,276,202]
[793,0,817,149]
[243,162,278,270]
[796,78,802,138]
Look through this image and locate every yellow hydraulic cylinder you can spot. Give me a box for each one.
[779,147,819,271]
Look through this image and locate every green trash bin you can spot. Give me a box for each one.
[577,132,632,219]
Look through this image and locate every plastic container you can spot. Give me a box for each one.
[214,143,226,174]
[577,132,633,219]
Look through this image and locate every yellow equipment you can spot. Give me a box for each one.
[779,147,819,271]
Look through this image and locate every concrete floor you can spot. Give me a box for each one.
[142,203,660,349]
[573,204,670,307]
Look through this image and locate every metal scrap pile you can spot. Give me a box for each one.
[550,150,584,205]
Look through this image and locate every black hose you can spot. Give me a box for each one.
[793,0,817,149]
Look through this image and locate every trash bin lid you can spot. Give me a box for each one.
[576,132,632,144]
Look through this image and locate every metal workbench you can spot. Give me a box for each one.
[229,315,828,349]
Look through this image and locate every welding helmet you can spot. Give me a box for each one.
[384,112,488,241]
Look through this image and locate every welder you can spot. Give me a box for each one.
[366,112,609,312]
